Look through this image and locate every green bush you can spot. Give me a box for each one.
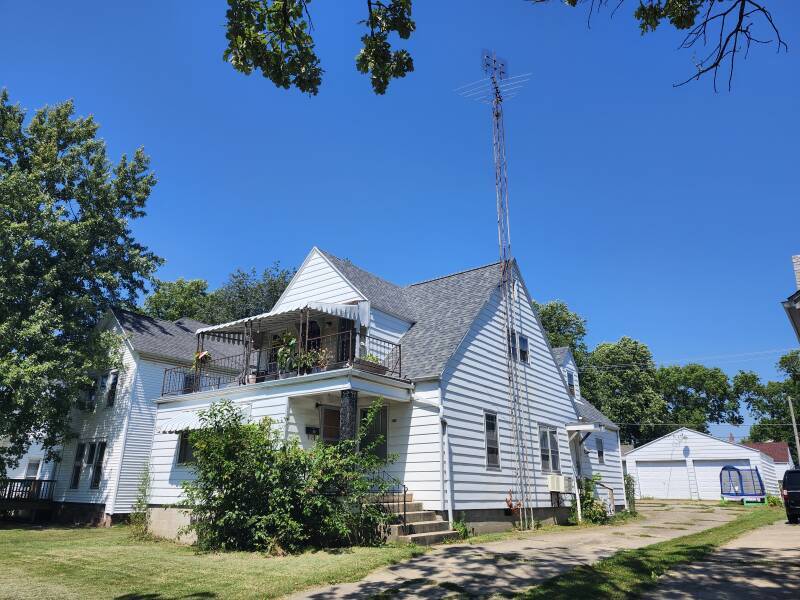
[624,473,637,515]
[452,512,471,539]
[766,494,782,507]
[129,466,151,540]
[571,474,611,524]
[181,399,396,553]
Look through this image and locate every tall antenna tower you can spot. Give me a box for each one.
[459,52,534,528]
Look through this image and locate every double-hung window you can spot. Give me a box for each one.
[484,412,500,468]
[90,442,107,488]
[105,371,119,407]
[567,371,575,396]
[596,438,605,464]
[508,329,529,363]
[25,459,40,480]
[70,443,86,489]
[539,426,561,473]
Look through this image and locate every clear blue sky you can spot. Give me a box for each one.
[2,1,798,441]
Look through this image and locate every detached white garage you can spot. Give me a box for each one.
[626,428,779,500]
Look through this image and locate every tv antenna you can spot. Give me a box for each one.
[457,52,535,529]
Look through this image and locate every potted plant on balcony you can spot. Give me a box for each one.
[276,332,298,379]
[192,350,212,371]
[316,347,333,372]
[354,352,388,375]
[297,349,318,375]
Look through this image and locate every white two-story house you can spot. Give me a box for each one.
[147,248,618,539]
[2,310,234,525]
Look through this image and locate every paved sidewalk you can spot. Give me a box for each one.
[292,501,742,599]
[647,519,800,599]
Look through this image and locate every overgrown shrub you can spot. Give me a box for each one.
[129,466,151,540]
[766,494,782,507]
[181,399,395,553]
[571,474,611,524]
[624,473,637,515]
[452,512,471,539]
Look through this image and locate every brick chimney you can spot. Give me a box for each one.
[794,255,800,290]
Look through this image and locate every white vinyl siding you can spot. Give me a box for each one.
[272,248,364,310]
[441,273,579,511]
[694,459,749,500]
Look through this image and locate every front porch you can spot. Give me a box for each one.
[161,302,403,397]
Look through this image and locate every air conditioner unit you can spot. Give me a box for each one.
[548,474,566,493]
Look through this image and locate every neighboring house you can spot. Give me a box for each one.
[625,428,780,500]
[148,247,595,539]
[3,441,56,481]
[743,441,795,483]
[782,255,800,343]
[3,310,234,525]
[552,347,627,512]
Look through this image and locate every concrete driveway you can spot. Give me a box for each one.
[647,518,800,599]
[291,501,743,599]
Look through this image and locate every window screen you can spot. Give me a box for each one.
[540,426,561,472]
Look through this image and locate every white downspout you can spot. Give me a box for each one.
[616,431,628,510]
[568,431,583,523]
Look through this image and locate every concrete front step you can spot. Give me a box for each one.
[390,519,450,536]
[397,529,461,546]
[402,510,439,524]
[369,492,414,504]
[382,501,423,513]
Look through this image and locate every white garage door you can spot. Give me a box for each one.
[693,459,750,500]
[636,460,691,499]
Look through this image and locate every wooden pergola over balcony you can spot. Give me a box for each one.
[161,301,403,396]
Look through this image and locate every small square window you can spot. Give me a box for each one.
[518,335,529,363]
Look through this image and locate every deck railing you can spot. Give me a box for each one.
[0,479,56,502]
[161,330,402,396]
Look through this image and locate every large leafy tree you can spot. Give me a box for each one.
[533,300,588,360]
[655,364,757,433]
[580,337,668,445]
[746,351,800,463]
[142,264,294,325]
[143,278,211,322]
[224,0,414,95]
[223,1,785,94]
[0,91,161,474]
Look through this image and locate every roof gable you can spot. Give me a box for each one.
[272,248,364,311]
[626,427,768,459]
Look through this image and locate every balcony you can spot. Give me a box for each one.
[0,479,56,504]
[162,329,402,397]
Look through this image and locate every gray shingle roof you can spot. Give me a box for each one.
[621,444,634,456]
[401,263,503,380]
[113,310,238,363]
[318,250,417,322]
[318,252,503,381]
[574,396,619,431]
[552,346,569,366]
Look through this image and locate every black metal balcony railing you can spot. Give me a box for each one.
[0,479,56,503]
[161,330,402,396]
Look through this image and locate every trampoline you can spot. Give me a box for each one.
[719,465,766,503]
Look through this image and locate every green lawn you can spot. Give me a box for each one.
[518,506,784,599]
[0,525,426,600]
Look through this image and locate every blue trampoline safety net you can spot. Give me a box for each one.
[720,466,765,497]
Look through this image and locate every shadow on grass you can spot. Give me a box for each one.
[115,593,216,600]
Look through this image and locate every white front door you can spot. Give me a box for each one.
[635,460,691,499]
[693,459,750,500]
